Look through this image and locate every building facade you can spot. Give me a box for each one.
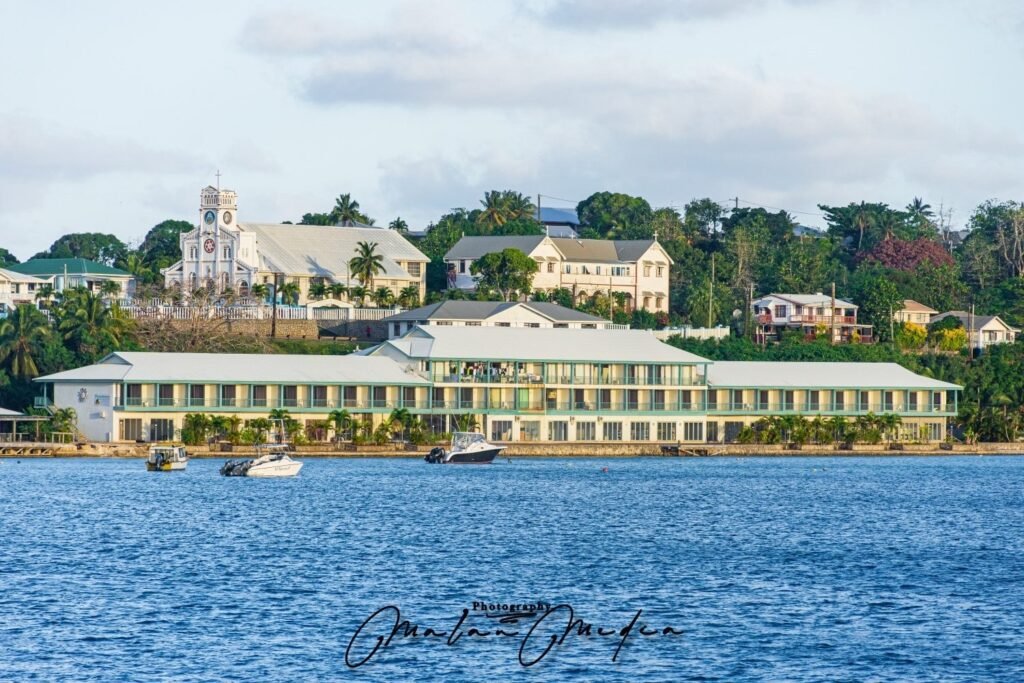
[754,293,873,343]
[162,186,429,305]
[0,268,49,315]
[36,327,960,444]
[931,311,1019,351]
[380,301,618,339]
[894,300,937,325]
[7,259,134,299]
[444,236,672,313]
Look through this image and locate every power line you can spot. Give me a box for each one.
[537,194,580,205]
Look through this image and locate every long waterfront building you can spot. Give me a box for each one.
[34,326,960,444]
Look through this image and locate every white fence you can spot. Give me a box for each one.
[652,326,731,342]
[117,304,401,322]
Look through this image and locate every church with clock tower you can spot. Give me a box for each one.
[161,184,429,305]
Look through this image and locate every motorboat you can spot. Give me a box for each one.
[425,432,505,464]
[220,444,303,478]
[146,445,188,471]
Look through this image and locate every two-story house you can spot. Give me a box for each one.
[0,268,49,315]
[444,235,672,312]
[930,311,1019,351]
[894,300,937,325]
[753,293,873,343]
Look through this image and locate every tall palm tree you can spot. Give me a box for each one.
[328,408,352,442]
[308,281,328,300]
[879,412,903,445]
[34,284,55,305]
[906,197,934,228]
[373,287,395,308]
[478,190,509,231]
[389,217,409,234]
[349,241,385,290]
[503,191,536,222]
[330,193,367,225]
[398,285,420,309]
[0,304,50,379]
[98,280,122,300]
[250,283,269,301]
[852,201,875,251]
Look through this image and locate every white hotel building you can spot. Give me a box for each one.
[35,327,960,445]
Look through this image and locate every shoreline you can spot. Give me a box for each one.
[2,443,1021,459]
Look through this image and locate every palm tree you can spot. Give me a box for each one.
[397,285,420,309]
[57,290,131,359]
[308,281,328,300]
[879,412,903,445]
[182,413,212,445]
[827,415,848,446]
[906,197,934,229]
[478,190,509,230]
[389,217,409,234]
[389,407,413,439]
[34,284,55,306]
[98,280,122,300]
[502,191,536,221]
[373,287,395,308]
[278,281,301,306]
[248,417,272,443]
[349,285,367,308]
[250,283,269,301]
[209,415,230,441]
[852,201,875,251]
[0,305,50,379]
[327,408,352,442]
[809,415,830,445]
[330,193,368,225]
[328,282,348,300]
[349,241,385,289]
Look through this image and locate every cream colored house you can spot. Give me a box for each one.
[163,186,428,305]
[0,268,48,315]
[931,311,1019,351]
[894,300,937,325]
[444,236,672,313]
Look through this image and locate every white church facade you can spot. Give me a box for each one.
[162,186,428,305]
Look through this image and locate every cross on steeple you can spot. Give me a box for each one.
[215,170,222,190]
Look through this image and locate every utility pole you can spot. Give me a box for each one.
[968,302,975,362]
[708,253,715,328]
[732,197,740,211]
[830,282,836,345]
[271,272,280,338]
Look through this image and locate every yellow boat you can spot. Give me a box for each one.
[146,445,188,471]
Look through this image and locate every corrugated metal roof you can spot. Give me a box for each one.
[755,293,857,308]
[0,407,25,416]
[373,326,710,363]
[8,258,131,277]
[382,301,605,324]
[0,268,48,284]
[443,236,546,261]
[239,223,427,280]
[35,352,429,385]
[707,361,960,389]
[901,299,938,314]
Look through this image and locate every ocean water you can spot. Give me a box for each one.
[1,455,1023,682]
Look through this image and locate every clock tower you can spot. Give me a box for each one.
[197,182,239,290]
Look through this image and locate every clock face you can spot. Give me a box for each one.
[222,211,233,225]
[204,210,216,225]
[204,238,215,254]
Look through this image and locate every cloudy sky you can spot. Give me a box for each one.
[1,0,1022,259]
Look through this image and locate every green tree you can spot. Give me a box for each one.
[0,247,20,266]
[470,248,539,301]
[389,217,409,234]
[34,233,128,266]
[250,283,269,300]
[139,220,194,273]
[328,409,352,441]
[56,289,133,361]
[330,193,372,225]
[851,268,903,341]
[0,305,50,379]
[576,192,653,238]
[308,281,328,300]
[398,285,420,309]
[349,241,385,289]
[372,287,395,308]
[278,281,300,306]
[348,285,367,307]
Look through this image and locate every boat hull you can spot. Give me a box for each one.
[246,461,303,477]
[147,461,187,472]
[446,447,504,464]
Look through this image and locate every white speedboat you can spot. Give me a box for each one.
[220,444,303,477]
[147,445,188,471]
[425,432,505,464]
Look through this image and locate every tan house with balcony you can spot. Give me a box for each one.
[894,299,937,325]
[444,235,672,313]
[753,293,873,343]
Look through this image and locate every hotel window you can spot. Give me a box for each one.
[630,422,650,441]
[407,262,421,277]
[520,421,541,442]
[883,391,894,411]
[221,385,236,406]
[680,390,692,409]
[149,419,175,442]
[809,391,820,411]
[858,391,869,411]
[730,390,743,410]
[706,390,718,410]
[282,385,299,407]
[657,422,676,441]
[932,392,942,410]
[573,422,594,441]
[125,384,142,406]
[783,390,795,411]
[683,422,704,442]
[909,392,918,411]
[403,386,417,407]
[758,390,770,410]
[158,384,175,407]
[119,419,143,442]
[431,387,445,408]
[548,421,569,441]
[626,389,639,410]
[603,421,623,441]
[190,384,205,406]
[312,385,328,406]
[547,262,554,273]
[252,385,267,407]
[652,389,665,410]
[491,420,513,442]
[928,422,942,440]
[373,386,387,408]
[706,422,718,443]
[834,391,845,410]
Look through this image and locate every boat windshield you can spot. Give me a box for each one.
[452,432,486,450]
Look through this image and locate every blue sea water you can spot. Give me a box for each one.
[1,455,1023,682]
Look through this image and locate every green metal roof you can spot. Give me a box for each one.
[7,258,131,277]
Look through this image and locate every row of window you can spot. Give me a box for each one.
[489,420,705,442]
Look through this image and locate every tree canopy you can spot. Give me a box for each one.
[470,248,539,301]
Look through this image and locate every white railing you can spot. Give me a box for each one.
[653,326,731,341]
[117,304,401,322]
